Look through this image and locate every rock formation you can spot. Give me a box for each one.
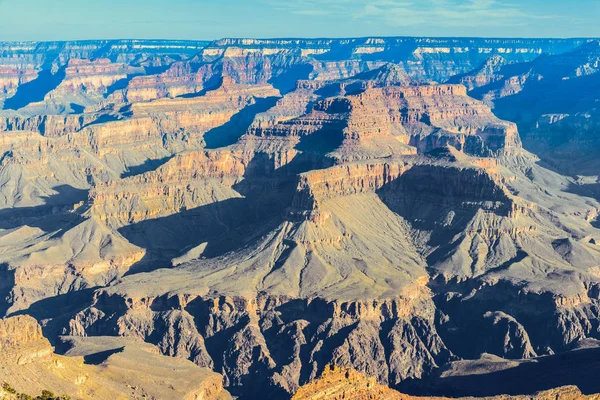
[456,40,600,176]
[1,37,600,400]
[0,315,231,399]
[292,366,600,400]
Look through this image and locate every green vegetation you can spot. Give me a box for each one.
[2,383,70,400]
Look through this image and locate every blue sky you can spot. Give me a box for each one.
[0,0,598,41]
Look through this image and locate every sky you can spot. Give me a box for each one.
[0,0,598,41]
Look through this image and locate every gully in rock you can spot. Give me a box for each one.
[0,3,599,399]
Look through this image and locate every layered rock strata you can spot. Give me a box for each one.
[1,37,600,400]
[0,315,231,400]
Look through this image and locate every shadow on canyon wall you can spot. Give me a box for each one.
[120,156,174,179]
[118,121,344,275]
[10,288,99,343]
[3,67,67,110]
[0,264,15,317]
[105,64,172,98]
[0,185,88,234]
[203,96,280,149]
[268,64,314,95]
[401,347,600,397]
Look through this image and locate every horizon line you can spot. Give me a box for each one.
[1,35,599,44]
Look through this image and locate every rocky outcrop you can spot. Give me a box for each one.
[293,153,509,213]
[0,40,208,109]
[0,40,208,70]
[458,41,600,175]
[292,366,600,400]
[2,37,600,400]
[0,82,281,312]
[0,37,588,110]
[66,291,451,397]
[0,113,96,136]
[449,55,509,91]
[19,36,581,107]
[0,315,53,365]
[202,38,587,82]
[116,49,307,103]
[481,311,537,359]
[0,79,281,173]
[292,365,405,400]
[89,149,254,227]
[0,316,231,400]
[116,60,218,103]
[251,84,520,160]
[48,58,133,100]
[0,67,37,106]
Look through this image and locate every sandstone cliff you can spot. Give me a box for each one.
[456,41,600,176]
[0,315,231,400]
[1,37,600,400]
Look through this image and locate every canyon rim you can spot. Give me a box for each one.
[1,2,600,399]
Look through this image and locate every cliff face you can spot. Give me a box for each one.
[0,67,37,106]
[292,366,600,400]
[96,37,589,107]
[0,315,53,365]
[51,58,132,98]
[203,37,587,82]
[1,37,600,400]
[251,83,519,161]
[456,40,600,176]
[66,289,448,397]
[64,149,600,395]
[2,37,584,111]
[0,316,231,400]
[0,40,209,112]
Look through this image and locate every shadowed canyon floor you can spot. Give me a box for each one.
[1,37,600,399]
[292,365,600,400]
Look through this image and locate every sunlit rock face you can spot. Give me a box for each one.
[0,315,232,400]
[1,37,600,399]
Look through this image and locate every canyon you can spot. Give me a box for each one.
[0,37,600,399]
